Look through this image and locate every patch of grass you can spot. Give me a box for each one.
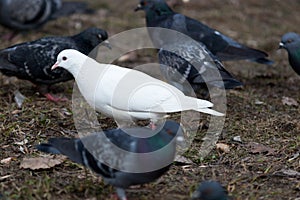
[1,0,300,199]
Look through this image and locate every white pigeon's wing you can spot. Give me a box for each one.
[125,79,213,113]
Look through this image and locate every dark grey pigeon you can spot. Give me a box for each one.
[158,38,242,95]
[0,0,93,34]
[279,32,300,75]
[135,0,273,65]
[36,120,183,200]
[191,181,229,200]
[0,27,109,101]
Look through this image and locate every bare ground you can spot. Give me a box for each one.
[0,0,299,200]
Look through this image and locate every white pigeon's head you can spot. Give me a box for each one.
[51,49,87,75]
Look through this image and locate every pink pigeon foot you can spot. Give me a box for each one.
[44,93,68,102]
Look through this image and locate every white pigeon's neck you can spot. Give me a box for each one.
[72,57,109,106]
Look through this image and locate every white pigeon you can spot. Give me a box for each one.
[51,49,224,124]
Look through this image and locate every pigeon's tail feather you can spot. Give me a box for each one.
[205,78,242,90]
[36,143,62,154]
[217,46,273,65]
[197,108,224,116]
[251,57,274,65]
[52,2,94,19]
[0,51,19,74]
[181,96,224,116]
[209,60,242,89]
[36,138,84,165]
[222,78,243,89]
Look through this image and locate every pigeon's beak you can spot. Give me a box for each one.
[101,40,112,49]
[134,4,143,11]
[279,42,285,49]
[51,62,59,70]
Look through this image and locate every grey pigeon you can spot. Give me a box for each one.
[36,120,184,200]
[0,0,93,35]
[191,181,229,200]
[0,27,109,101]
[279,32,300,75]
[135,0,273,65]
[158,38,242,95]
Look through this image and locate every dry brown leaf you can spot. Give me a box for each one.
[247,142,276,155]
[282,97,299,107]
[20,155,66,170]
[0,157,14,164]
[216,143,230,153]
[174,155,193,164]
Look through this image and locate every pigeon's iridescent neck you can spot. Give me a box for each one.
[145,4,173,23]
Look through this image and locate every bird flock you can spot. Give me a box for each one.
[0,0,298,200]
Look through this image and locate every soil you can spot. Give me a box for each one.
[0,0,299,200]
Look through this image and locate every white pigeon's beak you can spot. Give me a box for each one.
[51,62,59,70]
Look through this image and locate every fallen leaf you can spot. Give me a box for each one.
[20,155,66,170]
[288,152,300,162]
[14,139,29,146]
[14,90,26,108]
[255,99,265,105]
[11,110,22,115]
[247,142,276,155]
[0,175,12,182]
[278,169,300,176]
[282,97,299,107]
[216,143,230,153]
[0,157,13,164]
[232,136,243,143]
[174,155,193,164]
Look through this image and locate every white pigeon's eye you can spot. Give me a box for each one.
[62,56,67,61]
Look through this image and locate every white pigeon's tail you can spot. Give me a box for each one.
[182,96,224,116]
[196,108,224,116]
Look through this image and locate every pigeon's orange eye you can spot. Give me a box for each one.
[62,56,67,61]
[287,39,293,43]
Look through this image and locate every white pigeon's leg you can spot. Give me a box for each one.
[44,93,68,102]
[149,118,164,130]
[115,187,127,200]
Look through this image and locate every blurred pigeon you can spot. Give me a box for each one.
[36,120,184,200]
[0,27,109,101]
[158,39,242,95]
[135,0,273,65]
[279,32,300,75]
[0,0,93,38]
[51,49,224,125]
[191,181,229,200]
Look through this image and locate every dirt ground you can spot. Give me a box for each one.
[0,0,299,199]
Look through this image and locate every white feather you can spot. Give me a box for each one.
[55,49,224,121]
